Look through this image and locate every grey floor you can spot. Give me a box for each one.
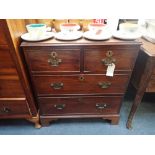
[0,85,155,135]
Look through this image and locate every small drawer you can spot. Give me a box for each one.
[0,46,17,75]
[38,96,122,115]
[84,46,139,73]
[33,74,129,96]
[0,99,30,116]
[0,21,8,45]
[0,75,25,98]
[24,48,81,73]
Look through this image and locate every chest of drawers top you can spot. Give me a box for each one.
[21,38,141,47]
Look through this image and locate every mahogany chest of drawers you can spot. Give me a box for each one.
[0,20,29,118]
[21,38,141,126]
[0,19,40,128]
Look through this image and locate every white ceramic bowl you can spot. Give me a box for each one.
[60,23,80,34]
[88,23,107,34]
[26,24,47,39]
[119,23,139,33]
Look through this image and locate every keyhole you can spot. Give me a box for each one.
[106,50,113,57]
[51,52,57,58]
[79,75,85,81]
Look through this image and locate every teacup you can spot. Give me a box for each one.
[26,24,47,39]
[88,23,106,35]
[60,23,80,35]
[119,23,139,34]
[52,19,68,32]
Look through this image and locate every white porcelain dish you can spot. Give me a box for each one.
[55,31,83,41]
[142,31,155,43]
[83,31,112,40]
[112,30,142,40]
[145,19,155,36]
[143,35,155,43]
[21,32,54,41]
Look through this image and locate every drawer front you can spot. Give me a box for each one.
[0,21,7,45]
[84,47,138,73]
[0,75,25,98]
[33,74,129,96]
[25,48,81,73]
[0,46,17,74]
[0,99,30,116]
[38,96,122,115]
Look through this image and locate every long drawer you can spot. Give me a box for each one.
[24,48,81,73]
[38,96,122,115]
[0,46,17,75]
[0,99,30,116]
[84,46,139,73]
[33,74,129,96]
[0,75,25,98]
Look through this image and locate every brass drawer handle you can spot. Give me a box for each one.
[51,82,64,90]
[48,51,62,67]
[0,107,11,114]
[101,50,116,66]
[98,82,111,89]
[54,104,66,110]
[96,103,107,109]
